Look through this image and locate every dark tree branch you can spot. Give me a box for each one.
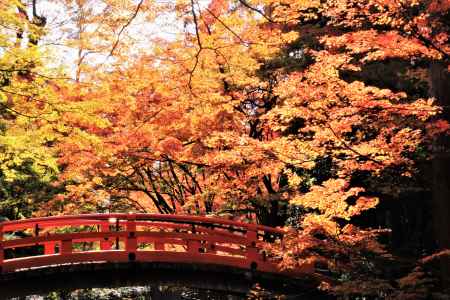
[109,0,144,56]
[203,7,249,46]
[237,0,273,23]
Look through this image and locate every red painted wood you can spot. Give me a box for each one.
[100,224,112,250]
[44,242,56,255]
[61,240,72,255]
[154,241,165,251]
[1,214,283,234]
[126,219,137,253]
[1,232,128,249]
[0,214,284,275]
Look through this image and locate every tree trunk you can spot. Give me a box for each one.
[429,62,450,286]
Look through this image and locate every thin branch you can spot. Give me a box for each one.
[327,124,384,166]
[188,0,203,92]
[412,29,450,61]
[108,0,144,57]
[0,100,50,120]
[203,7,249,46]
[237,0,273,23]
[190,0,202,49]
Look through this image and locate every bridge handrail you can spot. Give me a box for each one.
[0,214,284,235]
[1,231,250,249]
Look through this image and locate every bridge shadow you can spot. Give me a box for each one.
[0,262,322,299]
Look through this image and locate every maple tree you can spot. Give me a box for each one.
[0,0,66,219]
[1,0,449,297]
[257,0,450,297]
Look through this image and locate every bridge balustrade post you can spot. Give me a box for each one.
[187,225,201,253]
[100,224,112,250]
[187,239,201,253]
[206,242,216,254]
[126,217,137,261]
[246,229,261,269]
[154,240,165,251]
[60,240,72,255]
[44,242,56,255]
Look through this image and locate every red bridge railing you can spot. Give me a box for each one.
[0,214,285,274]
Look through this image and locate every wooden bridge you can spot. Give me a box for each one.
[0,213,285,275]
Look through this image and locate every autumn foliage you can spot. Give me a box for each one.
[1,0,450,298]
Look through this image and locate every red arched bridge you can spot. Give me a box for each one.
[0,214,286,275]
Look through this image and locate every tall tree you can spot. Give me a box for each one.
[0,0,64,219]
